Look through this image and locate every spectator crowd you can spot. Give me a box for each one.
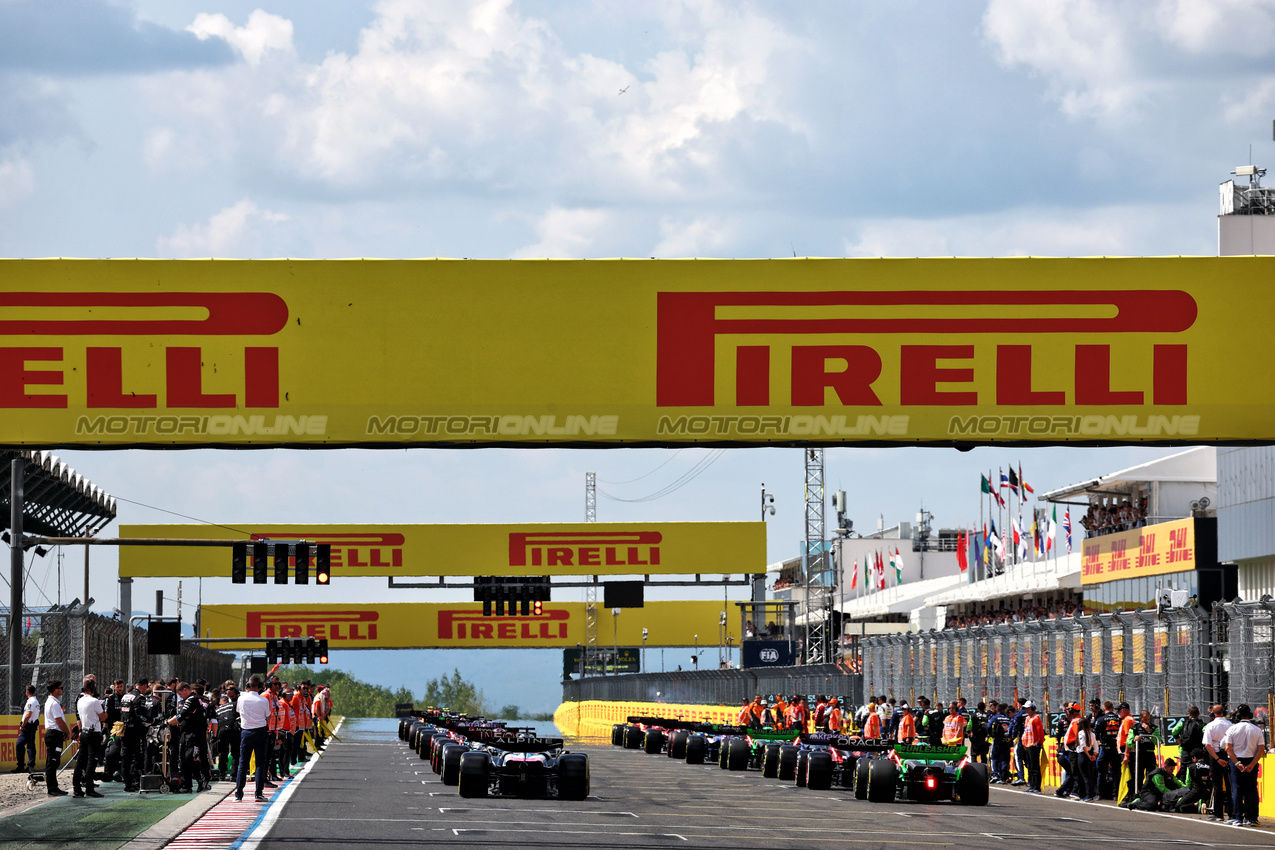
[18,671,334,803]
[1080,498,1148,538]
[731,691,1267,827]
[943,601,1086,630]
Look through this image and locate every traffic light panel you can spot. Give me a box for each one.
[295,543,310,585]
[317,639,329,664]
[252,541,268,584]
[266,639,280,664]
[232,542,247,584]
[315,544,331,585]
[304,637,317,664]
[274,544,289,585]
[474,576,550,616]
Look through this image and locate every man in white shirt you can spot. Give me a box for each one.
[235,675,272,803]
[43,680,71,796]
[1223,704,1266,827]
[13,685,39,773]
[1201,703,1232,822]
[73,678,107,798]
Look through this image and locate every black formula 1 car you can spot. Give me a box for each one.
[851,742,989,805]
[457,733,589,800]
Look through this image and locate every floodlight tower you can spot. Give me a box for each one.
[803,449,832,663]
[583,472,598,677]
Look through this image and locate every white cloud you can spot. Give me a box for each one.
[842,203,1211,258]
[187,9,295,66]
[511,206,611,258]
[651,215,734,257]
[156,198,289,258]
[0,148,35,210]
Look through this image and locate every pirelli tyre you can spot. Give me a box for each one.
[805,751,834,790]
[558,753,590,801]
[643,730,665,755]
[761,743,781,778]
[441,744,467,786]
[725,737,750,771]
[623,726,645,749]
[795,751,810,787]
[866,759,898,803]
[458,751,490,799]
[612,724,626,747]
[429,735,449,771]
[668,730,689,759]
[777,745,799,781]
[685,735,707,765]
[719,739,731,769]
[853,756,870,799]
[956,761,990,806]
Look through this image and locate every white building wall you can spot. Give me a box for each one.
[1218,446,1275,564]
[1219,214,1275,255]
[1238,555,1275,601]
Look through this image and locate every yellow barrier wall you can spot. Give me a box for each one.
[556,701,1273,816]
[0,713,78,772]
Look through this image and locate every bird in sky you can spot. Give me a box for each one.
[618,86,629,95]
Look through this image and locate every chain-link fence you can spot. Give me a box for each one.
[0,606,233,710]
[861,606,1256,716]
[563,664,863,706]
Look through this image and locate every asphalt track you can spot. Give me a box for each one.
[259,721,1275,849]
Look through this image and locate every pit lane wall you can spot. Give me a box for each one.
[0,713,78,773]
[557,700,1275,815]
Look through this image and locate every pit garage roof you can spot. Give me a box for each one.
[837,572,968,619]
[0,451,116,538]
[923,552,1081,608]
[1039,447,1216,503]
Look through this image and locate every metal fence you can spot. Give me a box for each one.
[862,605,1265,716]
[0,606,233,710]
[563,664,863,706]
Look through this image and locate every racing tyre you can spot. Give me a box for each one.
[458,751,490,798]
[777,745,799,781]
[761,744,781,778]
[805,751,833,790]
[866,759,898,803]
[795,751,810,787]
[612,724,626,747]
[430,735,448,772]
[441,744,466,786]
[956,761,990,806]
[726,738,750,771]
[644,730,665,755]
[719,739,731,769]
[839,755,859,788]
[668,730,689,759]
[685,735,707,765]
[559,753,590,801]
[853,757,870,799]
[623,726,644,749]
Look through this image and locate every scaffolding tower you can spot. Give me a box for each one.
[583,472,598,676]
[803,449,833,663]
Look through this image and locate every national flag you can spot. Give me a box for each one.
[989,521,1005,565]
[999,468,1010,492]
[1016,514,1029,560]
[983,473,1005,508]
[893,547,904,583]
[850,557,858,589]
[1047,504,1057,553]
[1007,466,1020,497]
[1031,511,1041,557]
[956,530,968,572]
[876,551,887,590]
[1064,508,1072,552]
[1019,462,1034,495]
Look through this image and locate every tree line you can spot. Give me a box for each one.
[276,665,550,719]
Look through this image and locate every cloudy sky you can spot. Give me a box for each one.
[5,0,1267,711]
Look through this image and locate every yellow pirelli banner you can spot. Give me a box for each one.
[1,257,1270,447]
[118,522,764,578]
[199,601,739,649]
[1080,517,1198,585]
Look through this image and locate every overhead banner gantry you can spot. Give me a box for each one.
[2,257,1270,448]
[117,522,765,579]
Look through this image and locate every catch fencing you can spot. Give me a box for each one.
[0,605,233,710]
[862,604,1273,716]
[562,663,863,707]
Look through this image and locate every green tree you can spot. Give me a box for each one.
[276,665,416,718]
[498,704,520,720]
[421,668,488,716]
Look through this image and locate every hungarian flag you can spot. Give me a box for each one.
[1064,508,1072,552]
[1019,462,1034,495]
[850,557,858,589]
[893,547,904,583]
[982,473,1005,508]
[1007,466,1020,497]
[956,530,968,572]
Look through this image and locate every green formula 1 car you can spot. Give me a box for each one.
[852,742,989,805]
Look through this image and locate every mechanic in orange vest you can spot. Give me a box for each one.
[825,698,844,733]
[863,704,882,739]
[941,701,968,746]
[736,697,754,727]
[897,703,916,742]
[772,694,789,730]
[265,678,289,781]
[291,682,313,763]
[1019,700,1045,792]
[787,695,808,732]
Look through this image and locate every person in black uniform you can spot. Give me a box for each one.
[969,702,990,763]
[167,682,210,792]
[924,700,944,747]
[1094,700,1120,799]
[194,682,215,788]
[215,691,240,780]
[119,677,152,791]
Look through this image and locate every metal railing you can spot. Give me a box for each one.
[563,664,863,706]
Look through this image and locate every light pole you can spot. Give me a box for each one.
[692,633,699,669]
[642,627,648,672]
[718,610,727,667]
[612,607,620,676]
[758,484,776,603]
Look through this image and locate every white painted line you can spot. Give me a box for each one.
[438,807,637,817]
[236,719,335,850]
